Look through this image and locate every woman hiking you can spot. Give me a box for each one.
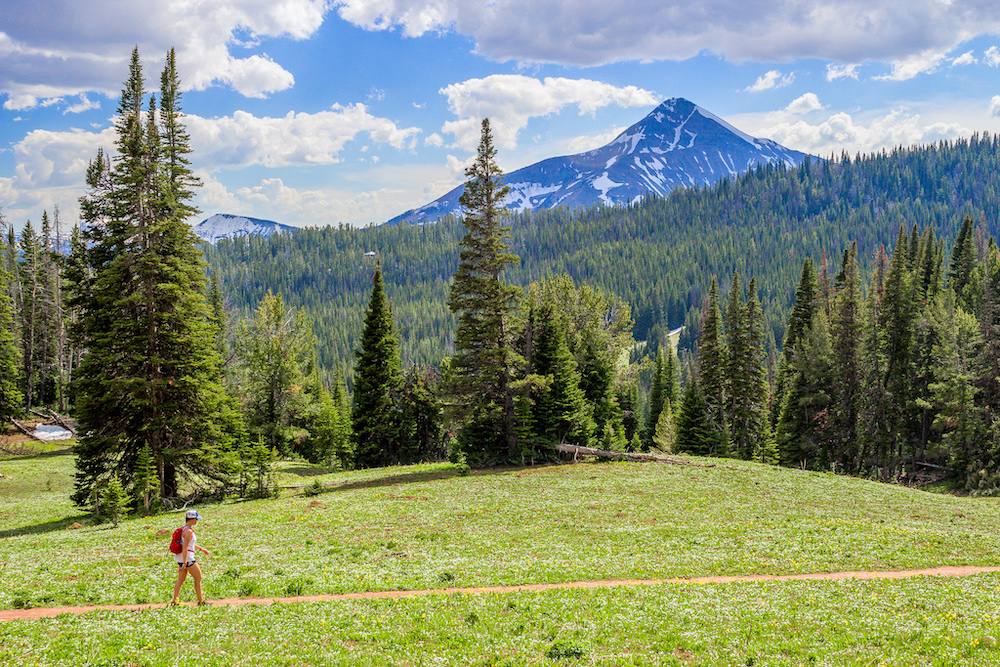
[171,510,211,606]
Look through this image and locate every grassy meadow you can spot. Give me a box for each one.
[5,443,1000,664]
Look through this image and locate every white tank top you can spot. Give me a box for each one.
[173,525,197,563]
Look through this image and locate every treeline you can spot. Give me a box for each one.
[202,135,1000,378]
[659,215,1000,493]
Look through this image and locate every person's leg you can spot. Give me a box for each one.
[189,562,204,603]
[172,565,187,602]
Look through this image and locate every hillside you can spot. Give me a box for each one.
[203,135,1000,375]
[387,97,809,226]
[6,446,1000,663]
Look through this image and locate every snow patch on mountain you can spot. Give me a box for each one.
[193,214,297,244]
[386,98,812,226]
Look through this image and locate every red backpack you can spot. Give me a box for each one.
[169,526,186,554]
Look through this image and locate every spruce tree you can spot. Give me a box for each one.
[353,264,403,467]
[448,118,522,463]
[0,255,23,420]
[729,277,769,460]
[676,379,713,456]
[71,48,239,507]
[830,243,864,472]
[698,276,728,454]
[645,349,666,448]
[532,304,592,447]
[949,214,977,310]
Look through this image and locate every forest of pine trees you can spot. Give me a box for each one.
[10,49,1000,508]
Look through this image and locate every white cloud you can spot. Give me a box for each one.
[565,126,627,153]
[1,1,328,101]
[334,0,1000,68]
[990,96,1000,117]
[825,64,860,81]
[425,133,444,147]
[438,75,658,151]
[785,93,823,115]
[875,50,948,81]
[745,70,794,93]
[187,104,420,169]
[755,109,969,157]
[952,50,977,66]
[986,46,1000,67]
[64,93,100,114]
[1,104,422,227]
[4,93,38,110]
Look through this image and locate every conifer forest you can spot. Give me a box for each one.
[6,49,1000,515]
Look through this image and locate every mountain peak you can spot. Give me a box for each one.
[193,213,296,244]
[386,99,810,226]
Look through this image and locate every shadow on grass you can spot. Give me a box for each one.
[1,445,74,461]
[0,514,91,539]
[280,465,338,478]
[286,462,564,494]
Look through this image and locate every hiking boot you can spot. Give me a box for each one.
[197,600,212,607]
[169,598,180,606]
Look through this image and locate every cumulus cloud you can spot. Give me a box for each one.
[952,50,977,66]
[745,70,794,93]
[755,109,969,157]
[2,104,422,227]
[875,50,948,81]
[826,64,860,81]
[334,0,1000,68]
[986,46,1000,67]
[194,170,452,226]
[0,0,328,101]
[64,93,100,114]
[785,93,823,115]
[187,104,420,168]
[990,96,1000,117]
[565,126,627,153]
[438,75,658,150]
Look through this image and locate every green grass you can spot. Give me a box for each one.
[4,576,1000,665]
[5,445,1000,663]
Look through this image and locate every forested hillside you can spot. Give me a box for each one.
[203,134,1000,376]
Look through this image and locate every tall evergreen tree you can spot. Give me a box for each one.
[532,304,592,447]
[830,243,864,472]
[447,118,522,463]
[698,276,729,454]
[645,348,666,448]
[729,277,769,460]
[676,378,713,456]
[0,249,23,419]
[353,264,403,467]
[949,214,977,310]
[71,48,239,507]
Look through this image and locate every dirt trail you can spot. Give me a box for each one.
[4,564,1000,621]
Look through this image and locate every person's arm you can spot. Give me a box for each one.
[197,544,210,555]
[181,527,193,567]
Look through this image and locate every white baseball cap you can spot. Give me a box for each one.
[186,510,201,520]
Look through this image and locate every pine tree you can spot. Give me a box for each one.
[729,277,769,460]
[775,258,818,414]
[830,242,864,473]
[352,264,403,467]
[645,349,666,449]
[949,214,977,310]
[447,118,522,464]
[71,48,239,507]
[676,379,713,456]
[698,276,728,454]
[532,304,592,447]
[399,365,444,463]
[0,243,23,419]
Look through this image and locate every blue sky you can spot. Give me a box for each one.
[3,0,1000,229]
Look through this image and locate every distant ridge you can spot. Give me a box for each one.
[386,97,810,226]
[193,213,296,244]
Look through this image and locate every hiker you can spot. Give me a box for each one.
[171,509,211,606]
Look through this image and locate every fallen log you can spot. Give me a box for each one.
[555,443,716,468]
[45,409,77,436]
[10,419,45,443]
